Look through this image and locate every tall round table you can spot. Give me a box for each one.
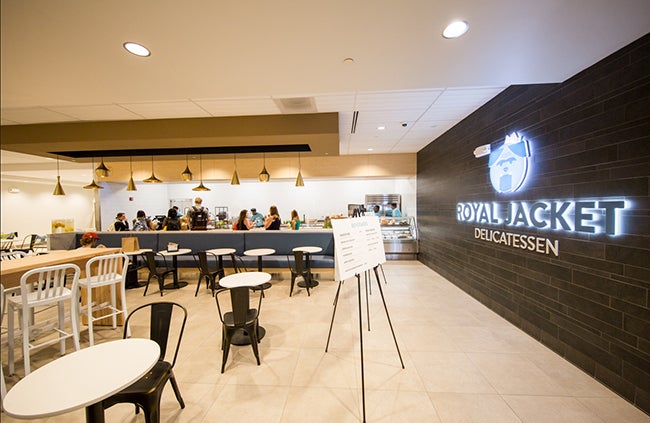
[205,247,237,277]
[243,248,275,272]
[292,245,322,288]
[158,248,192,289]
[3,338,160,423]
[219,271,271,345]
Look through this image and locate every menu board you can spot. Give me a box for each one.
[332,216,386,281]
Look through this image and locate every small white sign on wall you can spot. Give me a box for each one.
[331,216,386,281]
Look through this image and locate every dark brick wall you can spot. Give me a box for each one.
[417,34,650,413]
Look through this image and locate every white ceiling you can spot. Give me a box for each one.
[1,0,649,159]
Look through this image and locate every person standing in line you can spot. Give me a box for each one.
[162,208,181,231]
[250,208,264,227]
[187,197,210,230]
[264,205,281,230]
[290,209,301,230]
[390,203,402,217]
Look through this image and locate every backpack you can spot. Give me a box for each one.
[190,206,208,230]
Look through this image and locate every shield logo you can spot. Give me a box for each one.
[487,132,530,193]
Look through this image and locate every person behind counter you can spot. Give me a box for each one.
[78,232,105,249]
[162,208,181,231]
[133,210,156,231]
[390,202,402,217]
[250,208,264,227]
[290,209,301,230]
[232,209,252,230]
[264,205,281,230]
[373,205,382,216]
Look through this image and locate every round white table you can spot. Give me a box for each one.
[3,338,160,423]
[158,248,192,289]
[123,248,153,288]
[219,271,271,345]
[205,247,237,277]
[292,246,323,288]
[243,248,275,272]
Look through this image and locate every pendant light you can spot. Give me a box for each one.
[83,158,104,190]
[192,154,211,191]
[126,156,137,191]
[295,152,305,187]
[181,155,193,181]
[231,154,240,185]
[52,155,65,196]
[143,156,162,183]
[258,153,270,182]
[95,157,110,178]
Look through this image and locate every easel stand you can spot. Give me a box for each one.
[325,265,404,422]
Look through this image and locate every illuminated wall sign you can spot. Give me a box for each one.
[461,132,629,257]
[456,200,626,235]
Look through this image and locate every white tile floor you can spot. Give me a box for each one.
[2,261,648,422]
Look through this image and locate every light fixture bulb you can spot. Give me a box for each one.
[123,42,151,57]
[442,20,469,39]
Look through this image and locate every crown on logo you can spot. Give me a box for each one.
[504,132,522,145]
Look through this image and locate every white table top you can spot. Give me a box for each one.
[292,246,323,254]
[219,272,271,288]
[3,338,160,419]
[206,248,236,256]
[244,248,275,256]
[158,248,192,256]
[123,248,153,255]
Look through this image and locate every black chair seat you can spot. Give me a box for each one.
[106,360,173,397]
[144,251,177,296]
[223,308,258,326]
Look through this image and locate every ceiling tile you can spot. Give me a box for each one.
[354,89,444,111]
[193,97,279,116]
[0,107,79,124]
[119,101,211,119]
[49,104,143,121]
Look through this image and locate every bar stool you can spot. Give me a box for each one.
[7,263,81,376]
[78,253,129,346]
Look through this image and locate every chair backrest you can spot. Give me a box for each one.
[196,251,210,274]
[123,302,187,368]
[144,251,161,273]
[233,255,248,273]
[215,287,262,327]
[85,253,129,285]
[288,250,307,274]
[19,263,80,304]
[1,251,27,261]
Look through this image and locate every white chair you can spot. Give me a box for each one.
[0,251,27,261]
[7,263,81,376]
[78,253,129,346]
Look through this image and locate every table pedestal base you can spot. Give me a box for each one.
[231,326,266,346]
[85,403,105,423]
[298,279,319,288]
[164,281,189,290]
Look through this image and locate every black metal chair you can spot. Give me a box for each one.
[102,302,187,423]
[287,250,312,297]
[193,251,222,297]
[215,287,262,373]
[143,251,176,296]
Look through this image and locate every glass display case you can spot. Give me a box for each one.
[379,216,418,259]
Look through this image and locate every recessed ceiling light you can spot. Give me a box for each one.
[343,57,355,64]
[123,42,151,57]
[367,148,374,151]
[377,125,385,130]
[442,20,469,39]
